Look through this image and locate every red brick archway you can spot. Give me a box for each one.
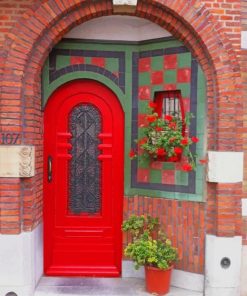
[0,0,242,239]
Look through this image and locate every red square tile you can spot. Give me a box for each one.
[91,57,105,67]
[137,168,150,183]
[175,161,182,171]
[138,86,151,100]
[162,170,175,184]
[177,68,191,83]
[70,56,84,65]
[150,160,163,170]
[151,71,163,85]
[182,98,190,112]
[138,114,147,127]
[164,54,177,69]
[164,84,176,90]
[180,155,189,163]
[139,57,151,72]
[175,155,188,170]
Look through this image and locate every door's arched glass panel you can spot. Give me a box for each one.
[69,104,101,215]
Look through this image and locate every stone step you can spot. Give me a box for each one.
[35,277,203,296]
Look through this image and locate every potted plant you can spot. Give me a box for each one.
[122,215,178,295]
[129,102,200,172]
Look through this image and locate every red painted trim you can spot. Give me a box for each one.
[154,90,184,119]
[44,79,124,277]
[154,90,185,134]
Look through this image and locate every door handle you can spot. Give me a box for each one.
[48,156,52,183]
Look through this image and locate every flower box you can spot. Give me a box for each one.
[129,102,200,172]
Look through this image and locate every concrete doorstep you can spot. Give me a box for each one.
[34,277,203,296]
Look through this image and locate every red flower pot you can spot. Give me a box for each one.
[145,265,173,295]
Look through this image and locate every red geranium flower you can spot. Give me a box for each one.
[191,136,199,143]
[149,102,157,109]
[155,126,163,132]
[156,148,166,156]
[164,115,173,122]
[174,147,183,154]
[129,149,136,159]
[168,156,179,162]
[168,122,176,129]
[146,115,156,123]
[181,138,189,145]
[139,137,148,145]
[182,163,193,172]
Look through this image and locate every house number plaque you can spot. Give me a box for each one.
[0,133,20,145]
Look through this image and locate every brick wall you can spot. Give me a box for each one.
[0,0,36,84]
[123,196,205,274]
[0,0,36,48]
[0,0,244,253]
[0,0,113,233]
[0,0,242,53]
[243,217,247,245]
[203,0,241,52]
[241,0,247,245]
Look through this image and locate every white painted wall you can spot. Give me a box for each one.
[0,224,43,296]
[205,235,242,296]
[207,151,244,183]
[241,31,247,49]
[242,199,247,216]
[241,246,247,296]
[113,0,137,4]
[241,201,247,296]
[64,15,171,41]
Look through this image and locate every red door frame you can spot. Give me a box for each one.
[43,79,124,276]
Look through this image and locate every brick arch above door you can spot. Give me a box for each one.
[0,0,243,237]
[0,0,242,149]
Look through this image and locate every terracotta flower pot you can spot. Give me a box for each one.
[145,265,173,295]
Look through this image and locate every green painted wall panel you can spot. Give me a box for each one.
[42,38,207,202]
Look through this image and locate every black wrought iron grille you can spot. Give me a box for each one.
[69,104,101,214]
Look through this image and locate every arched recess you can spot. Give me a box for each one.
[42,72,126,110]
[0,0,242,236]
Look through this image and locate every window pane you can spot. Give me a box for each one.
[69,104,101,215]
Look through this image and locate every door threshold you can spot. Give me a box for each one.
[35,276,203,296]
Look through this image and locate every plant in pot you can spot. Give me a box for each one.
[122,215,178,295]
[129,102,200,172]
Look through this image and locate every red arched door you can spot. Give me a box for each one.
[44,80,124,277]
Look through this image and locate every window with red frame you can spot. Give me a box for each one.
[153,90,185,120]
[153,90,185,136]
